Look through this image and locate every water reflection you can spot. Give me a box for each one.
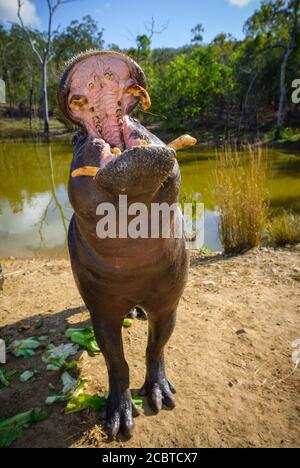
[0,140,72,257]
[0,140,299,258]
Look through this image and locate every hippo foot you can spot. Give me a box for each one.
[99,390,139,440]
[139,376,176,414]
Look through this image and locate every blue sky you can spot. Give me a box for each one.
[0,0,262,48]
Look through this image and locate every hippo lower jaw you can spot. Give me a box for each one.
[95,145,176,199]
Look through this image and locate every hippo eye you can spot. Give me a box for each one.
[104,71,116,81]
[88,82,95,90]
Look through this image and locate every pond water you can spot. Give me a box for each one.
[0,139,299,258]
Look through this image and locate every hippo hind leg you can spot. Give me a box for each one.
[139,307,177,413]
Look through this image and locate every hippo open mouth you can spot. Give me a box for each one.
[58,51,154,171]
[58,51,196,182]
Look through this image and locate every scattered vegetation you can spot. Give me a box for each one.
[213,147,268,254]
[265,209,300,246]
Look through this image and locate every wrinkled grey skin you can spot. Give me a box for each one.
[59,51,189,440]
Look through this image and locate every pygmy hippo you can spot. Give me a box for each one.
[58,50,194,439]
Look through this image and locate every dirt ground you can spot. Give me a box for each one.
[0,248,299,448]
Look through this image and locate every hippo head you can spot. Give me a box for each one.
[57,50,178,201]
[58,50,151,151]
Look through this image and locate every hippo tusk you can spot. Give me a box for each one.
[111,147,122,155]
[167,135,197,151]
[71,166,100,178]
[71,135,197,179]
[125,85,151,110]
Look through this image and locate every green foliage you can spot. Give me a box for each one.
[267,125,295,140]
[150,47,232,128]
[1,0,300,137]
[191,24,204,45]
[0,408,48,448]
[52,15,104,66]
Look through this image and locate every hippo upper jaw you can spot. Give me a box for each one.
[58,50,151,156]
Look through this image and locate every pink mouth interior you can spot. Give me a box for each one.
[68,55,140,155]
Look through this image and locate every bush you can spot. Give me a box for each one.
[213,146,268,254]
[269,126,294,141]
[265,210,300,247]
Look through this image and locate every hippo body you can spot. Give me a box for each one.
[58,51,190,439]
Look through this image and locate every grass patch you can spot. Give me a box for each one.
[213,146,268,255]
[265,210,300,247]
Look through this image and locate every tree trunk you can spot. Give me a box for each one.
[41,61,49,135]
[277,46,293,128]
[237,71,258,141]
[28,74,33,129]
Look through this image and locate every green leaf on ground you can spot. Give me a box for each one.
[0,408,49,448]
[8,337,48,358]
[65,328,100,353]
[65,393,143,414]
[0,369,18,387]
[123,318,133,328]
[45,373,87,405]
[20,370,37,382]
[65,393,106,413]
[42,343,79,371]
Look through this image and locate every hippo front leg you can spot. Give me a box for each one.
[140,309,177,413]
[91,312,139,440]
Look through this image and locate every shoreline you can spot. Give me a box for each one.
[1,120,300,151]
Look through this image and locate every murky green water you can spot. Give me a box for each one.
[0,139,299,258]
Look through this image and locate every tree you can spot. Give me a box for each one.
[191,24,204,46]
[52,15,104,66]
[151,47,228,128]
[245,0,300,130]
[16,0,76,135]
[127,17,168,63]
[135,34,151,62]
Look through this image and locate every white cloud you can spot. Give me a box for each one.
[0,0,40,27]
[228,0,252,7]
